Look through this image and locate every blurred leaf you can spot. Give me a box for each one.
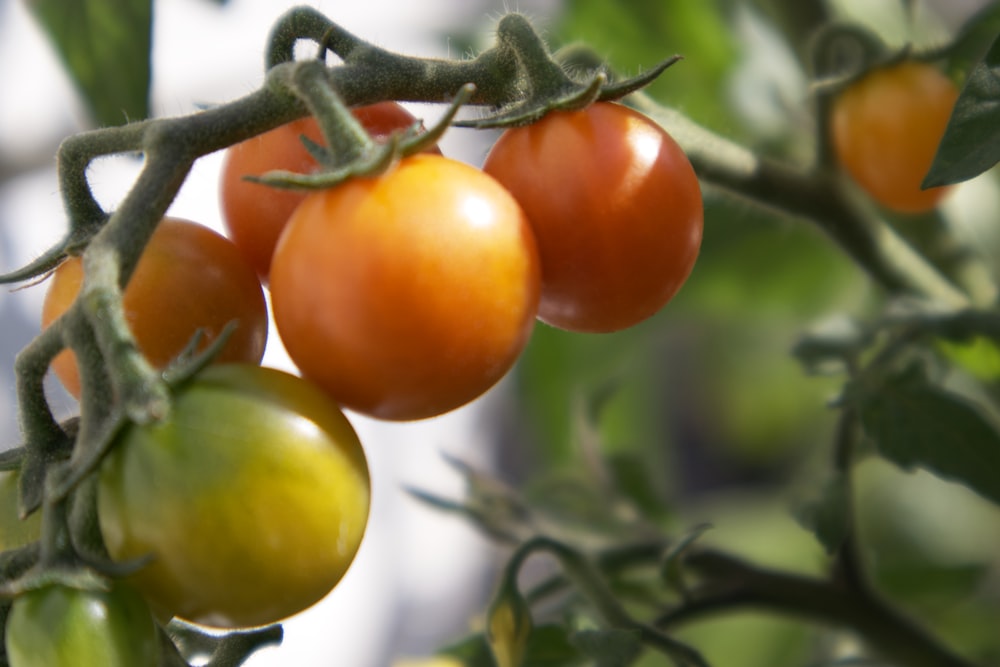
[556,0,740,132]
[569,629,643,667]
[876,559,990,606]
[439,634,494,667]
[943,0,1000,82]
[857,364,1000,507]
[28,0,152,126]
[793,473,849,554]
[938,336,1000,381]
[923,32,1000,188]
[607,453,672,521]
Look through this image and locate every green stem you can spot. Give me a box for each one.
[511,537,709,667]
[657,550,980,667]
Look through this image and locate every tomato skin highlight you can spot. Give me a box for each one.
[270,154,541,421]
[221,102,441,279]
[41,218,268,398]
[831,60,959,214]
[483,102,703,333]
[97,364,370,629]
[5,582,159,667]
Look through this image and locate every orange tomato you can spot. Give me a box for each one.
[483,102,703,333]
[42,218,267,397]
[220,102,441,279]
[832,60,958,213]
[269,154,540,421]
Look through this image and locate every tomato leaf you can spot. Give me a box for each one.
[793,473,849,554]
[857,364,1000,507]
[569,629,643,667]
[441,626,586,667]
[27,0,152,126]
[923,32,1000,188]
[943,1,1000,81]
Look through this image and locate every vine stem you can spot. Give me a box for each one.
[509,536,709,667]
[656,549,979,667]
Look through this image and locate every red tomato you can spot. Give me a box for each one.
[42,218,268,397]
[220,101,441,279]
[482,102,703,333]
[832,60,958,213]
[269,154,540,421]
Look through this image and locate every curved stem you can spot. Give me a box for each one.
[657,549,980,667]
[512,537,709,667]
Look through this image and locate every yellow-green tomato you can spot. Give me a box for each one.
[0,471,40,551]
[97,364,371,629]
[5,581,159,667]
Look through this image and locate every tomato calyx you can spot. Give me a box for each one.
[258,61,473,192]
[455,14,681,129]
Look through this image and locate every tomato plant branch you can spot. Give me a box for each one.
[511,536,710,667]
[659,548,979,667]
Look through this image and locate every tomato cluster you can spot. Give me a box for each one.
[225,100,703,420]
[12,97,701,660]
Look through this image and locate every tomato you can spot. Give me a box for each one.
[0,471,40,552]
[97,364,370,628]
[5,581,158,667]
[42,218,268,398]
[221,101,442,279]
[482,102,703,333]
[269,154,541,421]
[831,60,958,214]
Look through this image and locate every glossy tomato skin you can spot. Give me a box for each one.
[42,218,268,398]
[97,364,370,629]
[221,101,442,279]
[482,102,703,333]
[5,581,159,667]
[0,471,40,552]
[832,60,958,214]
[270,154,541,421]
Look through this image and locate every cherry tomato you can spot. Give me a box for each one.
[0,471,40,552]
[97,364,370,628]
[269,154,540,421]
[41,218,268,398]
[482,102,703,333]
[5,581,158,667]
[221,101,442,279]
[831,60,958,213]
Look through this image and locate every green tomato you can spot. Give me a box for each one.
[5,581,159,667]
[97,364,371,629]
[0,471,40,552]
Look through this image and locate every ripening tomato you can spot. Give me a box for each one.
[270,154,541,421]
[97,364,370,628]
[41,218,268,398]
[831,60,958,213]
[221,101,442,279]
[5,581,159,667]
[0,470,40,552]
[482,102,703,333]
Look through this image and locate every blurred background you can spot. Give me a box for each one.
[2,1,999,666]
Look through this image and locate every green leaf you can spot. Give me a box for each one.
[943,1,1000,82]
[923,32,1000,188]
[28,0,152,126]
[441,626,586,667]
[793,474,849,554]
[857,365,1000,507]
[569,629,643,667]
